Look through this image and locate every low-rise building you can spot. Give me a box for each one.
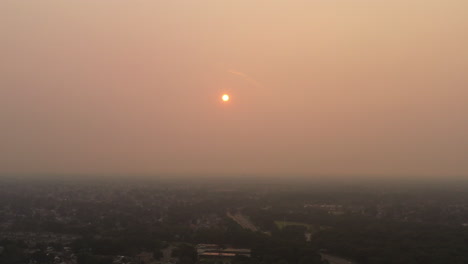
[197,244,251,264]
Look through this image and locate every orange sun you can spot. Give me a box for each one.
[222,94,230,102]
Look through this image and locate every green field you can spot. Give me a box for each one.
[274,221,315,232]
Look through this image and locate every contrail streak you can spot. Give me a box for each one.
[227,70,263,88]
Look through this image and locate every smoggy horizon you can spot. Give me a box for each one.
[1,1,468,178]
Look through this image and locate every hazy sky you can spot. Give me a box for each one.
[1,1,467,177]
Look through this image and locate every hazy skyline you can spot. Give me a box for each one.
[1,1,468,177]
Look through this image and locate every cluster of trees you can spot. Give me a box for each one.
[172,244,197,264]
[0,240,74,264]
[0,240,29,264]
[314,218,468,264]
[245,205,468,264]
[71,236,166,259]
[190,218,325,264]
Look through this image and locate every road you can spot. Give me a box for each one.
[227,211,258,232]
